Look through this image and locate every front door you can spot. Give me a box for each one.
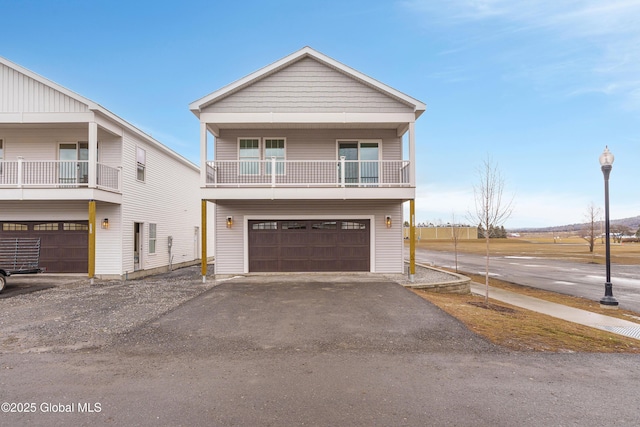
[338,141,379,185]
[134,222,142,270]
[58,142,89,185]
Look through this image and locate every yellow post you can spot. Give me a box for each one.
[201,200,207,282]
[88,200,96,282]
[410,199,416,279]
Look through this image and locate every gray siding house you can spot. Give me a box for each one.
[190,47,425,275]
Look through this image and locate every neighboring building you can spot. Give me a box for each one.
[0,56,205,278]
[190,47,425,274]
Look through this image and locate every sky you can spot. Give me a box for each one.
[2,0,639,229]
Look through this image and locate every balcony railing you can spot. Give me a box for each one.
[205,159,410,187]
[0,160,121,192]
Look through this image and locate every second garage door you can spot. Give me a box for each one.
[248,219,370,272]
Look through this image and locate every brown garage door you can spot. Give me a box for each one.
[0,221,88,273]
[249,219,370,272]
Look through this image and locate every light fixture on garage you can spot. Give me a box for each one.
[385,215,392,228]
[101,218,109,229]
[226,216,233,228]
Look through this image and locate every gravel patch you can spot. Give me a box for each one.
[0,266,217,354]
[386,263,463,286]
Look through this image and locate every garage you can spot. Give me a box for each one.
[0,221,88,273]
[248,219,370,272]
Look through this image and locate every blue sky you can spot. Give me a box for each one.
[2,0,639,228]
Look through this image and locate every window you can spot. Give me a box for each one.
[136,147,146,181]
[149,223,157,254]
[264,138,285,175]
[2,223,28,231]
[281,221,307,230]
[0,139,3,174]
[239,139,260,175]
[342,221,367,230]
[252,221,277,230]
[34,223,59,231]
[312,221,337,230]
[63,223,89,231]
[338,140,380,184]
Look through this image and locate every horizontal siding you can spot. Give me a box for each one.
[214,200,404,274]
[216,128,401,161]
[95,202,122,276]
[120,130,201,276]
[0,200,88,220]
[204,58,413,114]
[0,63,89,113]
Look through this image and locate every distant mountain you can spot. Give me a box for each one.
[511,215,640,233]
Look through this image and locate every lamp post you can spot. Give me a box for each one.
[599,146,618,308]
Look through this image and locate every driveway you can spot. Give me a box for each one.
[1,271,640,426]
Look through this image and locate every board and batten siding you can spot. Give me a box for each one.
[202,57,415,114]
[0,62,89,113]
[215,129,401,161]
[120,130,201,276]
[214,200,404,274]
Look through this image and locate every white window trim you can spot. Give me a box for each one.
[335,139,383,160]
[0,138,4,175]
[148,223,157,255]
[237,137,261,176]
[263,137,286,176]
[136,146,146,182]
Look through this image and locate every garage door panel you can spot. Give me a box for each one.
[248,219,369,272]
[0,221,88,273]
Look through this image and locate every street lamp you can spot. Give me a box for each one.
[599,146,619,309]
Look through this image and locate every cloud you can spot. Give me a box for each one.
[401,0,640,108]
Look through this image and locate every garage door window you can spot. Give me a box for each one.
[342,221,367,230]
[2,223,28,231]
[34,223,59,231]
[252,221,277,230]
[281,221,307,230]
[312,221,337,230]
[63,223,89,231]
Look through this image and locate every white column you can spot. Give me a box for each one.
[200,122,208,188]
[88,121,98,188]
[409,121,416,187]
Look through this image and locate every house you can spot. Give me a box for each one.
[190,47,425,275]
[0,56,205,279]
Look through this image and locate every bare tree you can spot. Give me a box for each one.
[451,213,461,273]
[468,156,514,304]
[582,203,602,253]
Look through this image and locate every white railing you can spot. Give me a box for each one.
[0,159,120,192]
[205,158,410,187]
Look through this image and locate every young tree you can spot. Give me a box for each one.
[468,156,514,304]
[450,213,462,273]
[582,203,602,253]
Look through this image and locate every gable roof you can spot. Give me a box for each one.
[0,55,197,171]
[189,46,426,119]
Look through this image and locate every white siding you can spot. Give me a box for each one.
[0,200,87,220]
[120,130,201,276]
[214,200,403,274]
[203,57,414,114]
[1,128,89,160]
[0,63,89,113]
[216,128,401,161]
[95,202,122,276]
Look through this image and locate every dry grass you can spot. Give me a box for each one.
[416,236,640,265]
[407,233,640,352]
[413,289,640,353]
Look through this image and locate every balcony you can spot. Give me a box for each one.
[205,159,410,188]
[0,159,121,192]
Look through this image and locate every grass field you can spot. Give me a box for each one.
[407,233,640,352]
[411,234,640,265]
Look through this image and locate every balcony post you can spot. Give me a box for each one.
[88,121,98,188]
[409,121,416,187]
[17,156,23,188]
[271,156,276,187]
[200,122,208,187]
[340,156,346,187]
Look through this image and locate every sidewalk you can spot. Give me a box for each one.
[470,282,640,341]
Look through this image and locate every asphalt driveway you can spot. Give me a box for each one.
[2,273,640,426]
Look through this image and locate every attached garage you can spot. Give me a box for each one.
[0,221,88,273]
[248,219,370,272]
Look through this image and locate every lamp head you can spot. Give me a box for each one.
[599,146,614,167]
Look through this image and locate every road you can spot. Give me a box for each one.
[415,247,640,313]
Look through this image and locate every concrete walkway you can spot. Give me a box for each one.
[471,282,640,340]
